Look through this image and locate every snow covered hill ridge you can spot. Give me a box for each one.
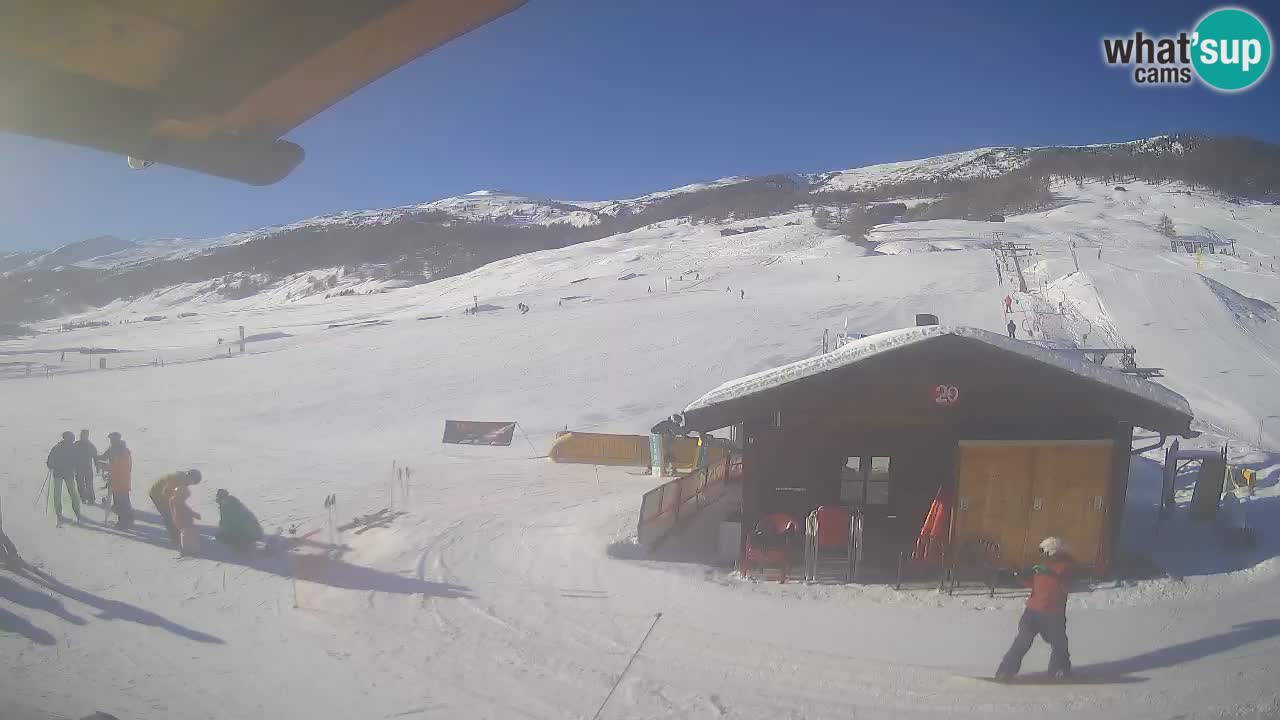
[4,133,1278,326]
[5,136,1175,272]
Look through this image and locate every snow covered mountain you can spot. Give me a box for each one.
[3,134,1277,328]
[0,137,1173,276]
[808,146,1032,193]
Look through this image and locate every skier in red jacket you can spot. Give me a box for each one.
[995,537,1074,681]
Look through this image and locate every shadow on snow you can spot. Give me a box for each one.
[1080,619,1280,677]
[0,566,221,645]
[74,509,471,599]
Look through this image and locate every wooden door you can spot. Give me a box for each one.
[1024,442,1112,568]
[954,444,1035,568]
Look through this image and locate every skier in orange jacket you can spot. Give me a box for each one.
[96,432,133,529]
[995,537,1074,681]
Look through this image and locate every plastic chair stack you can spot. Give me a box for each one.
[741,512,800,583]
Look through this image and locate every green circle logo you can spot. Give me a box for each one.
[1192,8,1272,92]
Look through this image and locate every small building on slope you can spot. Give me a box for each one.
[651,325,1193,580]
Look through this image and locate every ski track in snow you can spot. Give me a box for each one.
[2,181,1280,719]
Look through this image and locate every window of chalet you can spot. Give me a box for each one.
[840,455,893,506]
[840,456,863,504]
[867,456,892,505]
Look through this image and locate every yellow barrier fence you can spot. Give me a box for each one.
[550,432,727,471]
[549,432,649,466]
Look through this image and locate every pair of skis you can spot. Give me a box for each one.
[336,507,404,534]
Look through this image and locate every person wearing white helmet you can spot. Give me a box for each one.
[995,536,1075,681]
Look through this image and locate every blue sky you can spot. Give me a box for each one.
[2,0,1278,251]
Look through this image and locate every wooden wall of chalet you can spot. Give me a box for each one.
[742,422,954,526]
[740,416,1129,571]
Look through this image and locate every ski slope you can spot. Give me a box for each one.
[3,179,1280,720]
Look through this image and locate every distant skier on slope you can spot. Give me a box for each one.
[1006,319,1017,339]
[214,489,263,554]
[995,537,1074,681]
[46,431,83,525]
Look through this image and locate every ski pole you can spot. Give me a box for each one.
[33,471,50,511]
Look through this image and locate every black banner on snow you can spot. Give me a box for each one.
[442,420,517,446]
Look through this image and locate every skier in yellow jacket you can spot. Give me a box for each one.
[149,469,201,544]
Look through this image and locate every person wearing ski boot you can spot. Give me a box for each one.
[96,432,134,529]
[73,429,98,505]
[169,483,201,557]
[46,431,83,525]
[995,536,1074,682]
[149,469,201,544]
[214,489,263,554]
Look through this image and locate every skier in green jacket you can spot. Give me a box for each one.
[214,489,263,553]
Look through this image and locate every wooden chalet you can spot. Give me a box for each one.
[653,325,1194,581]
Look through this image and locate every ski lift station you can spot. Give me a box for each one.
[651,322,1194,585]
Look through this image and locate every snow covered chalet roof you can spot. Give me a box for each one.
[679,325,1192,429]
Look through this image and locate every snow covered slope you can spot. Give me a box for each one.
[805,138,1172,195]
[3,169,1280,720]
[422,189,600,226]
[809,147,1032,192]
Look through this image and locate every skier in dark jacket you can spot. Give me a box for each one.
[46,432,83,524]
[214,489,263,553]
[73,429,98,505]
[995,537,1074,681]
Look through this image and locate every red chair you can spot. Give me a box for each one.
[804,506,855,583]
[741,513,800,583]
